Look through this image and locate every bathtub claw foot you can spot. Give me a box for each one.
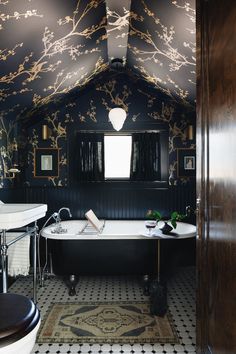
[143,274,150,296]
[66,275,78,296]
[69,286,76,296]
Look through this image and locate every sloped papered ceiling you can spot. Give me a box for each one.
[0,0,195,118]
[0,0,108,114]
[0,0,196,185]
[106,0,131,61]
[127,0,196,103]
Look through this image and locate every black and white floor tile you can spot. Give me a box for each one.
[9,267,196,354]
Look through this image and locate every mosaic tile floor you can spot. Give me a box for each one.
[9,267,196,354]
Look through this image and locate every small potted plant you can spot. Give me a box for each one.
[146,209,186,235]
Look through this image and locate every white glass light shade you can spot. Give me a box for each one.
[108,107,127,131]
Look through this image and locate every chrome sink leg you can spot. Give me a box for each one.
[1,230,8,293]
[33,222,38,303]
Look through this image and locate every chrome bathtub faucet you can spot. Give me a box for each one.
[56,207,72,222]
[52,207,72,234]
[185,205,197,217]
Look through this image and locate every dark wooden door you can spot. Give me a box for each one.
[196,1,236,353]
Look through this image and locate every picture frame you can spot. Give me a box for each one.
[34,148,59,178]
[177,148,196,177]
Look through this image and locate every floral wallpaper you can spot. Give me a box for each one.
[24,71,195,187]
[106,0,131,62]
[127,0,196,104]
[0,0,108,187]
[0,0,107,108]
[0,0,196,188]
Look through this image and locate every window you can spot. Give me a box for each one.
[104,135,132,179]
[74,131,168,183]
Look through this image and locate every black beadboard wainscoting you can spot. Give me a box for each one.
[1,183,196,276]
[23,183,196,220]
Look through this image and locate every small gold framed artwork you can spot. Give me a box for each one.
[177,148,196,178]
[34,148,59,178]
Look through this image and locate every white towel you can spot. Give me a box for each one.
[6,232,30,277]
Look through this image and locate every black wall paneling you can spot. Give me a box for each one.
[1,184,196,226]
[0,188,25,203]
[23,184,196,221]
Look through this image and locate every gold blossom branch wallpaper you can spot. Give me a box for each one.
[127,0,196,103]
[23,71,195,187]
[0,0,195,188]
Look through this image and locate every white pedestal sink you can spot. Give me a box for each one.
[0,203,47,230]
[0,203,47,300]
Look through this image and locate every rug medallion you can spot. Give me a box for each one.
[37,301,179,344]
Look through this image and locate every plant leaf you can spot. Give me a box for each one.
[146,209,162,221]
[171,211,178,219]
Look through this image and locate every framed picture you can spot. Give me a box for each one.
[177,148,196,177]
[34,148,59,178]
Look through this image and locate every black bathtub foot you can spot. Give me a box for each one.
[69,286,76,296]
[143,274,150,296]
[66,275,78,296]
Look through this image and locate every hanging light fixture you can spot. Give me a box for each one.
[108,107,127,131]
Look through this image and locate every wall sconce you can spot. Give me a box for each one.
[7,167,21,179]
[186,125,194,140]
[0,167,20,180]
[42,124,51,140]
[108,107,127,131]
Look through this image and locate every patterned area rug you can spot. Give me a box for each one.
[37,301,179,344]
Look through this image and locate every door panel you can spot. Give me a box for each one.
[197,1,236,353]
